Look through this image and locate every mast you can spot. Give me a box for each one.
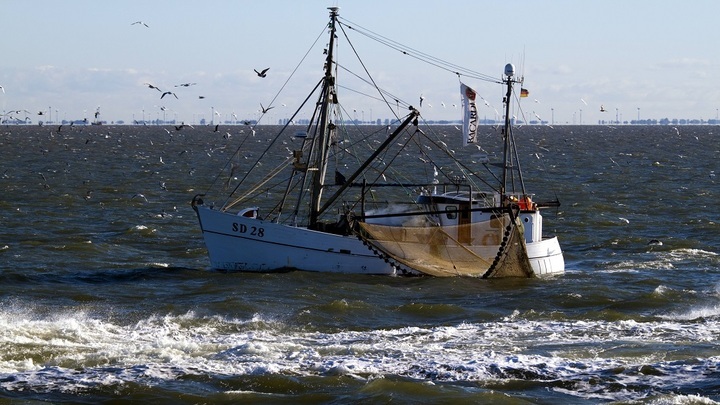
[501,63,526,199]
[501,64,513,198]
[317,110,420,217]
[308,6,340,227]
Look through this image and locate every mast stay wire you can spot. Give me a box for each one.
[338,17,501,84]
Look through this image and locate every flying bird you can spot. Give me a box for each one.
[131,21,149,28]
[260,103,274,113]
[144,83,162,92]
[0,85,4,93]
[419,95,424,107]
[174,122,194,131]
[254,68,269,78]
[600,105,606,112]
[174,82,196,87]
[161,91,178,99]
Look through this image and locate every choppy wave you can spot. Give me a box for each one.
[1,307,719,401]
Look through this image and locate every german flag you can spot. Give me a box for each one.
[520,88,529,98]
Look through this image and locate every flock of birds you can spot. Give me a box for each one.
[2,71,271,128]
[137,47,270,130]
[1,20,272,126]
[136,63,269,133]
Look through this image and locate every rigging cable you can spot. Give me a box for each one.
[338,17,501,84]
[212,22,328,209]
[336,21,406,123]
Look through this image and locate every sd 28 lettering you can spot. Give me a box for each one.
[231,222,265,237]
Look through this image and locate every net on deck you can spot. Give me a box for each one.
[355,211,535,278]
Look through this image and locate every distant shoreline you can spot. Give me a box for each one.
[3,121,719,127]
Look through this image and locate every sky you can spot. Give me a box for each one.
[2,0,720,125]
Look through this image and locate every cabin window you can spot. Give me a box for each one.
[445,206,458,219]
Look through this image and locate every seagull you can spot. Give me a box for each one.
[174,82,197,87]
[580,98,588,106]
[131,193,148,202]
[0,85,4,93]
[174,122,194,131]
[260,103,274,113]
[254,68,269,78]
[161,91,178,99]
[144,83,162,92]
[600,105,606,112]
[419,95,424,107]
[132,21,149,28]
[214,124,219,132]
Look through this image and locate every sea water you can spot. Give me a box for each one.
[0,124,718,403]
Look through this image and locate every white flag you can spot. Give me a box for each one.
[460,83,478,146]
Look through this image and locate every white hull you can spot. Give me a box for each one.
[194,205,564,277]
[526,236,564,276]
[195,205,398,275]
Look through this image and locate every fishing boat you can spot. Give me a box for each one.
[191,7,564,277]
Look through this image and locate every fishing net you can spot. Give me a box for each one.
[355,211,535,278]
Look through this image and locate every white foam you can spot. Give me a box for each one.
[1,307,719,400]
[659,305,720,321]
